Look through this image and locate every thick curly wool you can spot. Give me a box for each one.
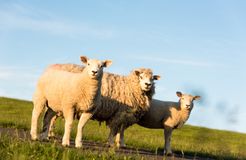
[95,70,154,134]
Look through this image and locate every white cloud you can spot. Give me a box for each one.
[0,3,114,39]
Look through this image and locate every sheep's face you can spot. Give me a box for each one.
[81,56,112,79]
[134,69,160,91]
[176,91,200,110]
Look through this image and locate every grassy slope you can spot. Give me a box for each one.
[0,97,246,159]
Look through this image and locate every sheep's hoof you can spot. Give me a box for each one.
[75,143,82,148]
[62,144,70,147]
[116,143,126,149]
[48,135,55,139]
[62,143,70,147]
[163,150,173,156]
[120,144,126,148]
[115,144,120,149]
[47,135,57,141]
[107,142,115,148]
[48,132,55,138]
[30,134,38,141]
[31,137,38,141]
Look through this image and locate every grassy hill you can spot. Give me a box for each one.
[0,97,246,159]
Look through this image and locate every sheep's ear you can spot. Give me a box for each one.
[153,75,161,80]
[176,91,182,97]
[134,70,141,76]
[80,56,88,64]
[193,96,201,101]
[102,60,112,68]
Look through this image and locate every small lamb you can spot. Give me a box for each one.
[30,56,112,147]
[136,91,200,155]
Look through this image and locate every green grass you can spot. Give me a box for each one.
[0,134,141,160]
[0,97,32,130]
[0,97,246,160]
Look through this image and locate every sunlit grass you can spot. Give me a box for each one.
[0,134,141,160]
[0,97,246,159]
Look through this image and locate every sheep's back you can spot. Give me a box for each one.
[36,69,100,112]
[138,100,179,129]
[94,72,150,123]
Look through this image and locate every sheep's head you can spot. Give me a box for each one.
[176,91,200,110]
[134,68,160,91]
[80,56,112,79]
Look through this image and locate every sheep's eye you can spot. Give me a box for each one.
[88,63,90,66]
[140,76,143,79]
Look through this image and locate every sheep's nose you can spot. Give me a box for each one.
[92,70,98,75]
[145,82,151,87]
[186,104,190,108]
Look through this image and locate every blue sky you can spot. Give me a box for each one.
[0,1,245,133]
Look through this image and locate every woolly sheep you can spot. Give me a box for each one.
[136,91,200,155]
[30,56,112,148]
[41,63,160,148]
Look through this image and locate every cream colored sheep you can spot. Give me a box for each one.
[136,91,200,155]
[30,56,112,148]
[40,64,160,148]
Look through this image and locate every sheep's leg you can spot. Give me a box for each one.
[108,127,118,147]
[62,107,74,147]
[108,128,115,147]
[30,97,46,140]
[115,132,120,148]
[48,114,58,138]
[40,107,57,140]
[164,127,173,155]
[75,112,93,148]
[115,127,125,148]
[119,128,125,147]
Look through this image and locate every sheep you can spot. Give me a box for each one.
[135,91,200,155]
[30,56,112,148]
[40,63,160,148]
